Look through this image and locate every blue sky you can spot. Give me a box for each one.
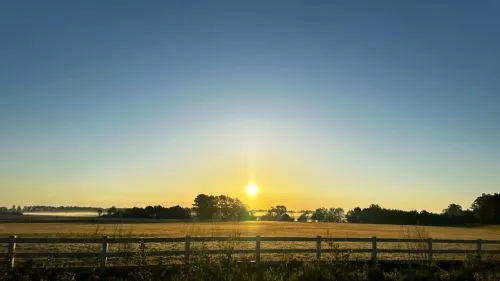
[1,1,499,211]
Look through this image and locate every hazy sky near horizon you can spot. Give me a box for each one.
[1,1,499,212]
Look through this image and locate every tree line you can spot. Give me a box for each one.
[343,193,500,226]
[344,204,477,226]
[0,205,103,213]
[260,205,294,221]
[104,194,255,220]
[3,193,499,226]
[105,205,191,219]
[297,207,345,222]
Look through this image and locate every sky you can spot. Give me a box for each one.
[1,1,499,212]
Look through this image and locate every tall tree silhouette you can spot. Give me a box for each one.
[193,194,216,220]
[442,204,463,216]
[472,193,500,224]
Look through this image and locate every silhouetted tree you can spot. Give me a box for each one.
[108,206,118,216]
[281,213,294,221]
[472,193,500,224]
[311,208,327,221]
[346,203,479,226]
[193,194,217,220]
[266,205,287,217]
[144,206,155,218]
[20,206,102,212]
[213,195,249,220]
[111,205,191,219]
[443,204,463,216]
[122,207,149,218]
[311,207,344,222]
[297,212,309,222]
[346,207,362,222]
[328,208,345,222]
[261,205,292,221]
[193,194,251,221]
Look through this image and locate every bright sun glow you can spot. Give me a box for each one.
[246,183,259,197]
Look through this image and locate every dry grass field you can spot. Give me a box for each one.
[1,222,499,265]
[1,221,500,239]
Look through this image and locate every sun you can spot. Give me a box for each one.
[246,183,259,197]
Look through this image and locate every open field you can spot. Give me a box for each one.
[2,222,499,266]
[1,221,500,239]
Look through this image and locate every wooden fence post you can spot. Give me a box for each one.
[184,235,191,265]
[371,236,377,265]
[476,239,482,259]
[316,236,322,259]
[427,238,433,263]
[100,236,108,268]
[8,235,16,269]
[255,235,261,267]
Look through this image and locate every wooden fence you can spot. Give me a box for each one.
[2,235,500,268]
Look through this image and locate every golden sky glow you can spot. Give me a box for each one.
[1,2,499,213]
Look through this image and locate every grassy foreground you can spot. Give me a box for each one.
[2,255,500,281]
[1,222,500,280]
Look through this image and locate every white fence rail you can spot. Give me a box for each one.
[2,235,500,268]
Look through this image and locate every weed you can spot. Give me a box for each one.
[402,225,431,264]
